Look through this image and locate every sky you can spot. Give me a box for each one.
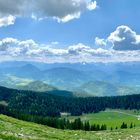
[0,0,140,63]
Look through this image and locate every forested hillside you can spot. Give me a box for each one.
[0,86,140,118]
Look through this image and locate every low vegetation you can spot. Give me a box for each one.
[1,114,140,140]
[64,109,140,129]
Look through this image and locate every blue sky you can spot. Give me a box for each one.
[0,0,140,63]
[0,0,140,46]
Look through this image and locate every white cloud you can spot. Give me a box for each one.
[0,37,140,63]
[95,25,140,51]
[108,25,140,50]
[0,0,97,26]
[68,43,91,55]
[0,38,38,56]
[33,0,97,22]
[95,37,107,46]
[87,1,97,10]
[0,15,15,27]
[56,13,81,23]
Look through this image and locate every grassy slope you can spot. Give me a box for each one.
[63,109,140,129]
[0,74,33,88]
[0,114,140,140]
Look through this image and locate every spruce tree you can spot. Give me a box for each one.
[130,123,133,129]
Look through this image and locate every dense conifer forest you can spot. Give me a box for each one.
[0,86,140,117]
[0,86,139,131]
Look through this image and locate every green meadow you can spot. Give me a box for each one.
[63,109,140,129]
[0,114,140,140]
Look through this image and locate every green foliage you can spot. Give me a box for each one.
[0,86,140,131]
[130,122,133,129]
[66,110,140,129]
[121,122,128,129]
[0,86,140,118]
[1,114,140,140]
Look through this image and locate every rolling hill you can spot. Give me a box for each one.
[18,81,57,92]
[17,81,74,97]
[76,81,140,96]
[76,81,118,96]
[42,67,89,90]
[0,74,33,88]
[0,114,140,140]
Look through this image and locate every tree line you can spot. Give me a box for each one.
[0,104,135,131]
[8,90,140,117]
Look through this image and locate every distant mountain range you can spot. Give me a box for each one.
[0,61,140,96]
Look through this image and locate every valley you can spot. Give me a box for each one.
[0,61,140,97]
[0,61,140,139]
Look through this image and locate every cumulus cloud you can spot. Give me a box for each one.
[95,25,140,51]
[0,0,97,26]
[108,25,140,50]
[0,37,140,63]
[68,43,91,55]
[95,37,107,46]
[33,0,97,22]
[0,38,38,57]
[0,15,15,27]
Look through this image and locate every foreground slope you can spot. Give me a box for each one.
[0,115,140,140]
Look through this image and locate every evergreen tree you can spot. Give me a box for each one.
[101,124,107,130]
[96,124,100,131]
[121,122,127,129]
[91,124,96,131]
[84,121,90,131]
[130,123,133,129]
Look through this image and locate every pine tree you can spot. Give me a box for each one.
[130,123,133,129]
[121,122,127,129]
[84,121,90,131]
[91,124,96,131]
[96,124,100,131]
[101,124,107,130]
